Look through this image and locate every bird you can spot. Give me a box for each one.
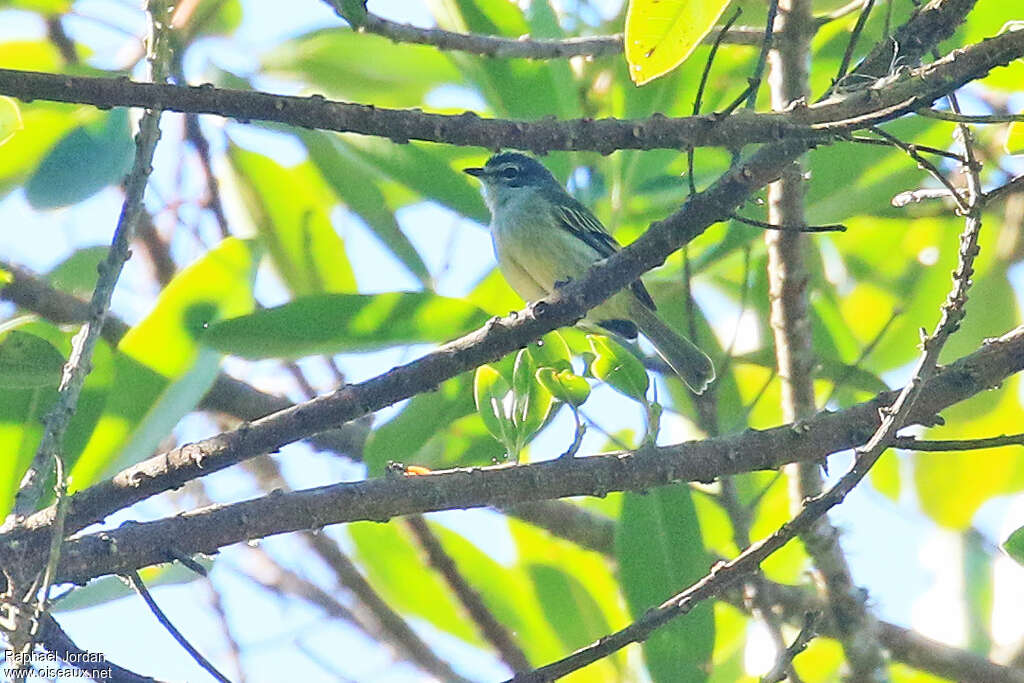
[464,151,714,393]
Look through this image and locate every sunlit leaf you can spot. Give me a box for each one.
[536,367,590,408]
[589,335,649,402]
[1006,120,1024,155]
[70,239,258,487]
[624,0,731,85]
[228,145,355,295]
[263,28,462,108]
[298,130,431,286]
[526,331,573,373]
[474,363,514,451]
[203,292,487,359]
[1004,525,1024,566]
[511,348,553,443]
[0,96,22,147]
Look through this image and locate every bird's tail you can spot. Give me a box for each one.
[629,302,715,394]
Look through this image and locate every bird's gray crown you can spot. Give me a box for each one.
[476,152,560,189]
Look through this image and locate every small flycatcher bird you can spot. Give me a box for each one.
[464,152,714,393]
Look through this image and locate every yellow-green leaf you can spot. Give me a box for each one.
[0,96,22,148]
[624,0,731,85]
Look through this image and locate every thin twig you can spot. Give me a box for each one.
[917,107,1024,124]
[7,0,172,522]
[870,125,970,213]
[125,571,232,683]
[893,433,1024,451]
[835,0,876,85]
[746,0,781,109]
[731,212,847,232]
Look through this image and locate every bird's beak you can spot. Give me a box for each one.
[463,167,486,177]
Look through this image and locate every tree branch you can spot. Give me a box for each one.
[26,323,1024,585]
[0,24,1019,153]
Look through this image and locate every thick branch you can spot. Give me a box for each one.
[29,324,1024,585]
[0,26,1019,152]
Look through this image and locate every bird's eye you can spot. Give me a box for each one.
[500,166,519,180]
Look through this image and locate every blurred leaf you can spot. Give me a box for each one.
[527,564,614,655]
[589,335,649,402]
[429,0,579,124]
[914,377,1024,529]
[0,0,70,10]
[617,486,713,682]
[203,292,487,359]
[624,0,731,85]
[426,522,564,664]
[70,238,258,487]
[335,137,488,223]
[0,103,87,198]
[348,522,483,645]
[1006,120,1024,155]
[46,245,107,297]
[0,96,21,147]
[0,39,64,71]
[53,559,213,612]
[870,450,901,502]
[364,374,476,475]
[263,28,462,107]
[228,145,355,295]
[176,0,243,40]
[25,108,134,209]
[298,130,431,286]
[0,318,114,516]
[0,330,65,388]
[1004,525,1024,566]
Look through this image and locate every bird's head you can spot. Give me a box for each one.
[464,152,560,210]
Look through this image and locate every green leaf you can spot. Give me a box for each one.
[46,246,108,297]
[0,96,21,147]
[473,364,514,451]
[202,292,488,359]
[511,349,553,447]
[0,330,65,388]
[0,103,86,199]
[527,564,613,654]
[536,367,591,408]
[298,130,431,286]
[1004,525,1024,566]
[526,331,573,373]
[25,108,135,209]
[0,318,115,517]
[616,486,714,683]
[263,28,462,108]
[180,0,243,40]
[335,137,488,223]
[1006,120,1024,155]
[228,145,355,295]
[363,373,477,475]
[69,238,258,487]
[588,335,649,402]
[624,0,732,85]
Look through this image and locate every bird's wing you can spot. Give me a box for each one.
[552,199,657,311]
